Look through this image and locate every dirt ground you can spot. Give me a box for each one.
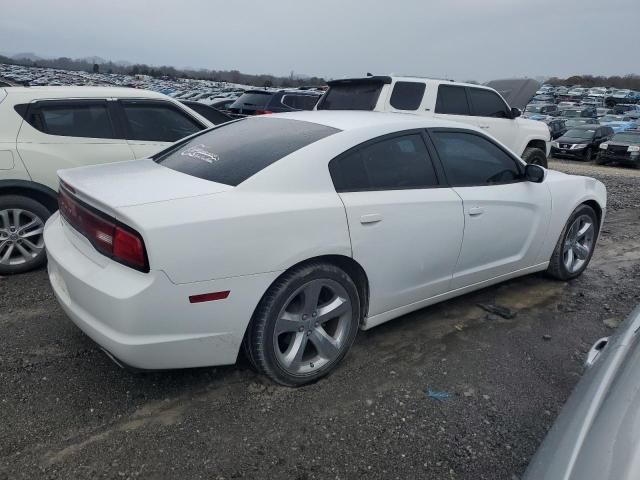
[1,159,639,480]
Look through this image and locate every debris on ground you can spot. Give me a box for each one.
[603,317,621,329]
[478,303,517,319]
[425,389,450,402]
[543,334,552,341]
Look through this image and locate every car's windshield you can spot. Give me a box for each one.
[601,115,624,122]
[612,133,640,143]
[564,129,595,139]
[155,117,340,186]
[562,109,583,117]
[526,105,543,113]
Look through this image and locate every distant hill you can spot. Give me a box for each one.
[12,52,45,61]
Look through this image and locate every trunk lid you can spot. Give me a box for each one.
[58,159,232,211]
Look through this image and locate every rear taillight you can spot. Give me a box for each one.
[255,110,273,115]
[58,186,149,272]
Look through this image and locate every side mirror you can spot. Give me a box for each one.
[510,107,521,119]
[524,164,545,183]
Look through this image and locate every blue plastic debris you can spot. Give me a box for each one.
[426,389,450,401]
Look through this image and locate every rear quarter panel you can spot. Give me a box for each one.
[119,189,351,284]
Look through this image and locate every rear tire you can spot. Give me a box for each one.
[547,204,598,281]
[0,195,51,276]
[246,262,361,387]
[522,147,548,168]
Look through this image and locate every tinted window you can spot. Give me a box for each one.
[390,82,426,110]
[156,117,339,186]
[317,82,384,111]
[121,101,203,142]
[229,92,272,109]
[431,131,522,186]
[180,101,231,125]
[280,94,320,110]
[330,134,438,192]
[435,85,470,115]
[468,88,510,118]
[28,101,114,138]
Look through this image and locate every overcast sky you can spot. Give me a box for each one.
[1,0,638,81]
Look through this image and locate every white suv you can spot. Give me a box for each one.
[0,86,214,274]
[316,76,550,166]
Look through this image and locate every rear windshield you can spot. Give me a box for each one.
[155,117,340,186]
[281,94,320,110]
[230,92,272,109]
[317,82,383,111]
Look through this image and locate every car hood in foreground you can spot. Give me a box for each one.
[523,306,640,480]
[58,159,232,209]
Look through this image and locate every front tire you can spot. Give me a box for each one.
[246,262,361,387]
[547,204,598,281]
[0,195,51,275]
[583,147,593,162]
[522,147,548,168]
[595,153,609,165]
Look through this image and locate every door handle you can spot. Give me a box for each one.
[360,214,383,224]
[479,125,490,129]
[468,207,484,216]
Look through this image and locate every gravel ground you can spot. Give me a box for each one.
[1,159,639,480]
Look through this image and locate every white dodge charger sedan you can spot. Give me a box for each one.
[43,111,606,386]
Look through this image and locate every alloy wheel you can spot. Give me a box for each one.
[562,214,595,274]
[273,278,352,375]
[0,209,45,266]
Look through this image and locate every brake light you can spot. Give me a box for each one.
[255,110,273,115]
[58,186,149,272]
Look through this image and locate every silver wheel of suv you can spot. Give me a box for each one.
[273,278,352,375]
[0,208,46,267]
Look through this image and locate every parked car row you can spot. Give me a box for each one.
[534,83,640,106]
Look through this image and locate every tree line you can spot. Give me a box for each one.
[546,74,640,90]
[0,54,327,88]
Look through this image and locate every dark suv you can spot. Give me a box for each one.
[228,90,320,116]
[551,125,614,161]
[596,130,640,166]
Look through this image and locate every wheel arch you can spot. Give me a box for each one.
[0,180,58,213]
[582,199,603,229]
[525,139,548,153]
[249,254,370,332]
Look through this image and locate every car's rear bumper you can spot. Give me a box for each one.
[44,212,279,370]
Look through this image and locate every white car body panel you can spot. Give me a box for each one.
[339,188,464,317]
[44,111,606,370]
[450,180,551,288]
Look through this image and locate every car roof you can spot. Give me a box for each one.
[565,125,599,130]
[271,110,478,132]
[1,86,168,101]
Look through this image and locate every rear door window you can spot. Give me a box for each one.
[24,101,115,139]
[330,133,439,192]
[281,94,320,110]
[389,82,426,110]
[155,117,340,186]
[120,100,204,142]
[435,85,470,115]
[468,88,510,118]
[317,82,384,110]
